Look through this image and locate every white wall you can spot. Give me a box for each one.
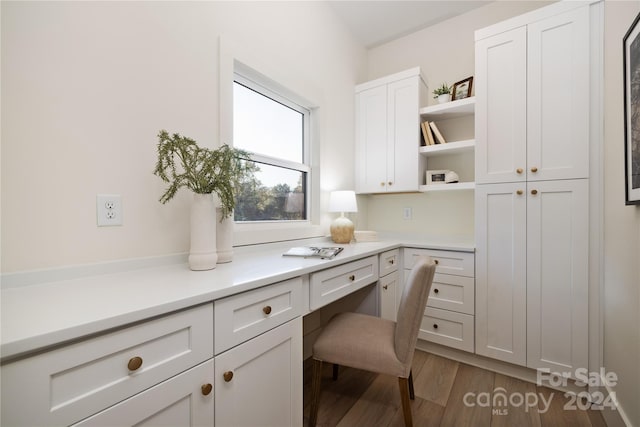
[602,2,640,426]
[0,1,366,273]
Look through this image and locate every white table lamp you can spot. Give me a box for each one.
[328,190,357,243]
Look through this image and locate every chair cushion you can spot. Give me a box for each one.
[312,312,408,378]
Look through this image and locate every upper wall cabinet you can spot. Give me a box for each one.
[355,68,428,194]
[475,6,590,184]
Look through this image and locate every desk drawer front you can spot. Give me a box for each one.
[214,277,302,354]
[404,248,474,277]
[419,307,474,353]
[379,249,400,277]
[427,273,475,315]
[1,303,214,427]
[310,256,379,310]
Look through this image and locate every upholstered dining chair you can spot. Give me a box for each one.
[308,256,436,427]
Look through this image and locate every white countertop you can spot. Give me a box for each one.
[1,236,473,362]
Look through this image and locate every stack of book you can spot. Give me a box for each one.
[420,121,447,145]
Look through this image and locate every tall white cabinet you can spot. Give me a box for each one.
[355,67,427,194]
[475,2,598,375]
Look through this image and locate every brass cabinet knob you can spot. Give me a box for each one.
[433,288,439,294]
[383,285,388,290]
[516,190,523,195]
[263,306,272,315]
[531,189,538,195]
[201,383,213,396]
[389,259,395,265]
[388,181,393,186]
[433,259,439,265]
[531,167,538,173]
[128,356,143,371]
[223,371,234,382]
[380,182,385,186]
[516,168,524,174]
[348,275,355,281]
[433,324,438,329]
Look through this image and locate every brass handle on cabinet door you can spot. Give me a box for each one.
[383,285,388,290]
[531,189,538,195]
[516,168,524,174]
[516,190,523,195]
[433,288,439,294]
[388,181,393,186]
[263,305,272,315]
[348,275,355,281]
[128,356,143,371]
[380,182,385,187]
[531,167,538,173]
[433,259,439,265]
[201,383,213,396]
[223,371,234,382]
[433,324,439,329]
[389,259,395,265]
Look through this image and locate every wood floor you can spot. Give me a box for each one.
[303,350,609,427]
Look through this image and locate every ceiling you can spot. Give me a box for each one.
[327,1,491,48]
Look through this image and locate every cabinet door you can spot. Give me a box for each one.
[526,179,589,374]
[215,318,302,427]
[475,26,527,184]
[387,76,421,192]
[72,360,214,427]
[355,85,387,194]
[379,271,400,321]
[527,7,590,181]
[475,183,527,366]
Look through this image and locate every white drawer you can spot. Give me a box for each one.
[379,249,400,277]
[419,307,474,353]
[1,303,214,427]
[404,248,474,277]
[427,273,475,315]
[214,277,302,354]
[310,255,379,310]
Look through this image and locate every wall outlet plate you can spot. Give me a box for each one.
[97,194,122,226]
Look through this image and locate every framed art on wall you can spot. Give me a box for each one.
[452,76,473,101]
[624,11,640,205]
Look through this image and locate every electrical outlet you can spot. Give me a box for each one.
[97,194,122,226]
[403,207,412,220]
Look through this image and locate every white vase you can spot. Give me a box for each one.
[216,207,234,263]
[437,94,451,104]
[188,193,218,271]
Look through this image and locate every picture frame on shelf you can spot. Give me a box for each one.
[452,76,474,101]
[426,170,449,185]
[624,11,640,205]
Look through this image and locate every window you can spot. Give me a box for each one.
[233,73,311,222]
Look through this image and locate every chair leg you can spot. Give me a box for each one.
[398,377,413,427]
[408,370,415,400]
[332,363,339,381]
[309,359,323,427]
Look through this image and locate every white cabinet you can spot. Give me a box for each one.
[355,68,427,194]
[475,7,590,184]
[474,3,593,373]
[419,97,476,192]
[402,248,475,353]
[378,249,400,321]
[1,304,214,426]
[214,318,302,427]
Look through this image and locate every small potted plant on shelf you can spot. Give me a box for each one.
[433,83,452,104]
[153,130,255,270]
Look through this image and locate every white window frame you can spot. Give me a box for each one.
[218,43,323,246]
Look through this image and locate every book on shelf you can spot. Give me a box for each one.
[429,121,447,144]
[421,121,436,146]
[282,246,344,259]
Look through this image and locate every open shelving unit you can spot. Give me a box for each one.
[418,97,476,192]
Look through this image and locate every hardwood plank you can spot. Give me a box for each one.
[388,397,445,427]
[440,363,495,426]
[491,373,542,427]
[337,374,399,427]
[413,353,459,406]
[537,386,593,427]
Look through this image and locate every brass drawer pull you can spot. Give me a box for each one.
[433,324,438,329]
[531,166,538,173]
[516,190,523,195]
[433,288,439,294]
[389,259,395,265]
[263,305,272,315]
[348,275,355,281]
[383,285,388,290]
[388,181,393,186]
[128,356,143,371]
[433,259,439,265]
[516,168,523,174]
[223,371,234,382]
[531,189,538,195]
[201,383,213,396]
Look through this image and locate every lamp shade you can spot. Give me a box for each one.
[328,191,358,213]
